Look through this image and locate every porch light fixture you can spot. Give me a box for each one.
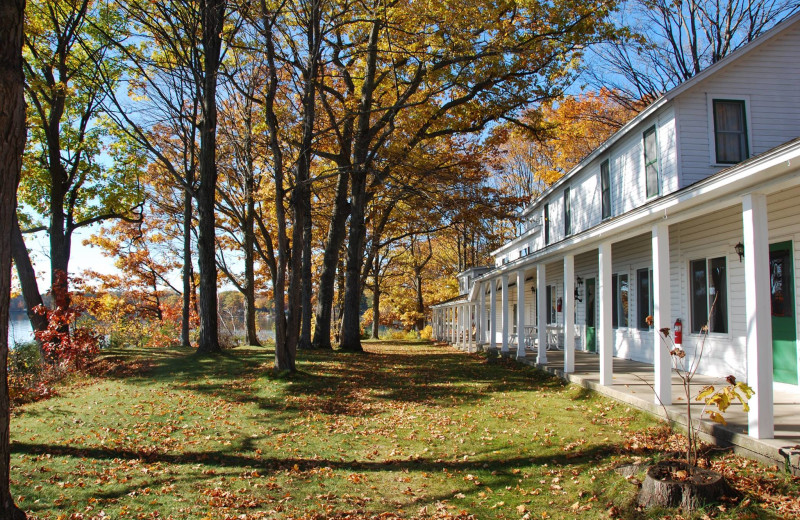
[734,242,745,262]
[574,276,583,303]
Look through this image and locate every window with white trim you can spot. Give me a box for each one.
[690,257,728,333]
[600,159,611,219]
[544,203,550,245]
[643,126,659,198]
[637,268,653,330]
[546,285,557,324]
[612,273,629,329]
[712,99,748,164]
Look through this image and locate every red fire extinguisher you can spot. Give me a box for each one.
[674,318,683,346]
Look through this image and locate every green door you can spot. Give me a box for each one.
[770,241,797,384]
[586,278,596,352]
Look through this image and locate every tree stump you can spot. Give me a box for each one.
[637,460,735,511]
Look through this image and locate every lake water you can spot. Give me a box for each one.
[8,313,34,347]
[7,312,276,347]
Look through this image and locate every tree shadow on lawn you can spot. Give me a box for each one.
[11,438,622,485]
[255,347,568,417]
[13,438,630,517]
[90,342,577,420]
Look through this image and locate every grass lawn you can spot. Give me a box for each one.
[9,340,799,519]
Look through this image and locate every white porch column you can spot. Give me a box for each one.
[489,280,497,350]
[451,307,457,345]
[450,307,455,344]
[564,254,575,373]
[536,263,547,365]
[652,222,672,405]
[516,269,527,359]
[598,241,613,386]
[465,303,470,346]
[478,282,486,344]
[743,193,774,439]
[467,303,474,351]
[501,274,510,355]
[460,303,467,347]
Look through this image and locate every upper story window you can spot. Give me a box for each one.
[713,99,749,164]
[600,159,611,220]
[564,188,571,236]
[544,203,550,245]
[643,126,659,198]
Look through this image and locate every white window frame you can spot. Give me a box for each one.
[612,271,630,329]
[685,251,731,338]
[643,125,660,199]
[706,94,752,166]
[600,158,611,220]
[634,267,654,331]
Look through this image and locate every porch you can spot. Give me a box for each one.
[510,349,800,474]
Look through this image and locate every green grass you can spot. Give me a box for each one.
[9,341,797,519]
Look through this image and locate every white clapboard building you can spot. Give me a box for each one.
[431,13,800,441]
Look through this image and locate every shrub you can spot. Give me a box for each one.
[9,341,42,375]
[8,341,62,406]
[419,325,433,340]
[389,330,407,340]
[34,304,99,370]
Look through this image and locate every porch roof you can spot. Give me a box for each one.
[477,137,800,291]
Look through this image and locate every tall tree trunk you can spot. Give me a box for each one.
[243,191,260,346]
[261,8,294,372]
[11,216,48,336]
[49,205,71,310]
[371,273,380,340]
[335,251,346,344]
[415,271,425,331]
[311,170,349,349]
[0,0,29,516]
[298,212,313,349]
[339,170,367,352]
[196,0,226,355]
[286,191,304,353]
[339,19,381,353]
[181,185,193,347]
[292,0,321,353]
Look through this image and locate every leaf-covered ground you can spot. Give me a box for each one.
[10,341,800,519]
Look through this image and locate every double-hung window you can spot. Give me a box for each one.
[643,126,659,198]
[546,285,557,324]
[600,159,611,219]
[512,303,518,334]
[544,204,550,245]
[713,100,748,164]
[564,188,571,236]
[612,273,629,329]
[637,268,653,330]
[690,257,728,333]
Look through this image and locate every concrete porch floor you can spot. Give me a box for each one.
[452,342,800,474]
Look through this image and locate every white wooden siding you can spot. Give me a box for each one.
[500,106,678,264]
[675,25,800,187]
[670,205,747,379]
[610,235,655,363]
